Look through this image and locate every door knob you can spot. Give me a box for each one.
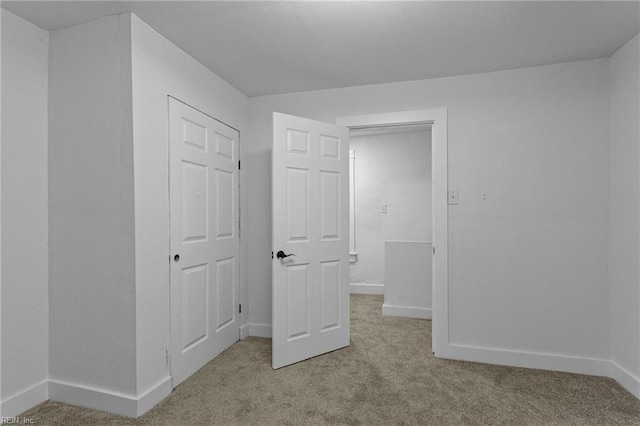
[174,254,180,262]
[276,250,295,260]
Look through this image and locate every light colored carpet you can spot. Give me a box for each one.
[22,294,640,425]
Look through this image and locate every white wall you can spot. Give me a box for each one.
[1,9,49,416]
[46,12,249,416]
[349,127,431,284]
[130,14,249,403]
[247,59,611,370]
[48,14,136,395]
[609,33,640,398]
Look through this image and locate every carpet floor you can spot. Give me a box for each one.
[22,294,640,425]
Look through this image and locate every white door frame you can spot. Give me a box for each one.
[336,109,448,356]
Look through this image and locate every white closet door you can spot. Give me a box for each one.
[169,98,239,386]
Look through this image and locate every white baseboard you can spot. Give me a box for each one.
[611,361,640,399]
[49,380,138,418]
[48,376,171,418]
[0,380,48,418]
[239,324,250,340]
[382,304,432,319]
[350,283,384,295]
[135,377,172,417]
[248,323,272,338]
[436,343,611,378]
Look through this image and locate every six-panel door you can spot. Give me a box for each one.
[272,112,350,369]
[169,98,239,386]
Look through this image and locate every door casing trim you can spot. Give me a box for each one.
[337,108,449,355]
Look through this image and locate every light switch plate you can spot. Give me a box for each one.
[448,190,459,205]
[381,203,388,213]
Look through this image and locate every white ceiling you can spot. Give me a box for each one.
[3,1,639,97]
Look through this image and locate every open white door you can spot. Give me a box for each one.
[169,98,240,386]
[272,112,350,369]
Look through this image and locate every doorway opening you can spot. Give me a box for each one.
[347,124,433,319]
[270,109,447,369]
[337,109,448,355]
